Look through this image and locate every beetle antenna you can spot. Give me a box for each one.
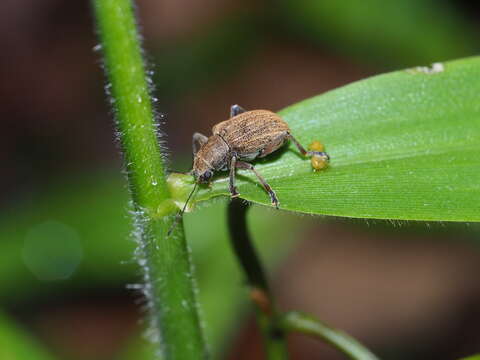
[180,182,198,217]
[167,182,198,236]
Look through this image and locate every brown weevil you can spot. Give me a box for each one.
[190,104,329,208]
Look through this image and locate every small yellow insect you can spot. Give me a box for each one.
[308,141,328,171]
[308,140,325,152]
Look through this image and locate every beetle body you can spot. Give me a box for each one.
[213,110,290,160]
[191,105,329,207]
[193,110,288,177]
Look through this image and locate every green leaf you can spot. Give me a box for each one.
[171,57,480,222]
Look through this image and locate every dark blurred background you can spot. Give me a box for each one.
[1,0,480,359]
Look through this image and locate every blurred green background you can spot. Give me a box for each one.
[1,0,480,359]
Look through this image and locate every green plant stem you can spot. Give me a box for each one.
[227,198,287,360]
[227,200,379,359]
[92,0,207,358]
[279,311,379,360]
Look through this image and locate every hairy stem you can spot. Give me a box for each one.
[228,198,287,360]
[92,0,207,358]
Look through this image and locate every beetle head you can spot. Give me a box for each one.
[192,157,214,184]
[192,135,229,184]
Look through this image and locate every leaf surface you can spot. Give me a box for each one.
[172,57,480,221]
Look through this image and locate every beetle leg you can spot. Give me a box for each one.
[287,133,330,160]
[192,132,209,155]
[230,104,247,117]
[236,160,279,208]
[229,155,240,198]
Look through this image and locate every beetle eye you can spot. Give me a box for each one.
[200,170,213,183]
[203,170,213,181]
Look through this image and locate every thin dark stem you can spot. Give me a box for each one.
[228,199,269,292]
[227,198,287,359]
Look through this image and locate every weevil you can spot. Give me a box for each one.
[190,104,329,208]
